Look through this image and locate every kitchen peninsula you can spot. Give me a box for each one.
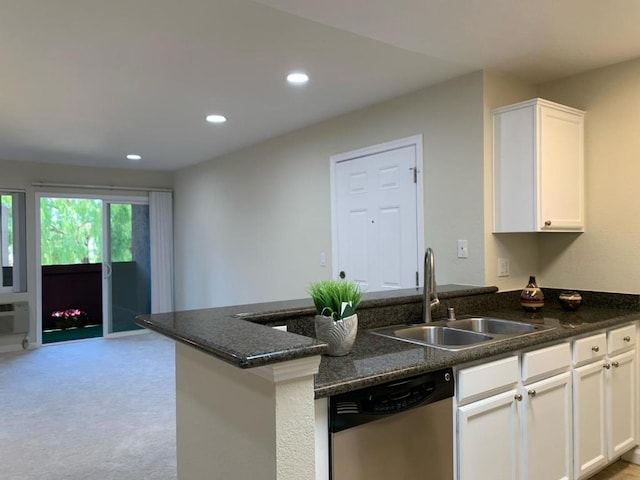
[137,286,640,480]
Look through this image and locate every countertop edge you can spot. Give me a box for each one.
[136,284,492,368]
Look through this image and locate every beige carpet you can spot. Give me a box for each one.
[0,333,176,480]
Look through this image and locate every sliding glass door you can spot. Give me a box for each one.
[102,200,151,336]
[38,194,151,343]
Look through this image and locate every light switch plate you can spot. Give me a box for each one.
[457,239,468,258]
[498,258,510,277]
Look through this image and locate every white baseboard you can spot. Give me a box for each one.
[622,446,640,465]
[0,342,32,353]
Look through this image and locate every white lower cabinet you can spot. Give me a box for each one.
[521,371,573,480]
[573,359,607,478]
[456,343,572,480]
[607,349,636,458]
[572,325,638,479]
[458,389,520,479]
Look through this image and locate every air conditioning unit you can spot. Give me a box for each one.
[0,301,29,336]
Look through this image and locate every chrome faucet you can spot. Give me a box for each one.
[422,247,440,323]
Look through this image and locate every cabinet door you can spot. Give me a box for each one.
[538,104,584,231]
[522,371,572,480]
[458,389,520,480]
[573,361,607,479]
[607,349,637,458]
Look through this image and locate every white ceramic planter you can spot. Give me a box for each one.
[314,313,358,356]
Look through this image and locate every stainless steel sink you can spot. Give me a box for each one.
[446,317,540,334]
[369,316,554,350]
[392,325,492,347]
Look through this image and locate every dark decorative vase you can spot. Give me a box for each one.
[520,276,544,312]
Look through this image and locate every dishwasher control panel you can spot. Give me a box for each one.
[329,368,454,433]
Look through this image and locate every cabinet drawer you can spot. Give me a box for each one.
[522,342,570,384]
[608,324,636,355]
[457,356,518,405]
[573,333,607,366]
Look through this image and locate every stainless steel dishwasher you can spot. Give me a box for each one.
[329,368,454,480]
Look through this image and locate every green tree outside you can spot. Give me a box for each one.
[40,198,132,265]
[1,194,13,265]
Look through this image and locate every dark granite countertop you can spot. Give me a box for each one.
[314,303,640,398]
[137,285,640,399]
[136,285,494,367]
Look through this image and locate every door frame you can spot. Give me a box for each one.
[35,191,149,346]
[329,134,425,286]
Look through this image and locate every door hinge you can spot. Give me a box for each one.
[416,271,419,286]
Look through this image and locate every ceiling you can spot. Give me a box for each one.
[1,0,639,171]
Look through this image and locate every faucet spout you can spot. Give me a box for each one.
[422,247,439,323]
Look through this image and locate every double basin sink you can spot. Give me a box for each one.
[370,316,554,350]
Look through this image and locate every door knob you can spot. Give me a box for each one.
[339,271,346,279]
[544,220,552,226]
[624,336,631,342]
[591,346,599,352]
[603,363,611,369]
[514,394,523,401]
[612,361,620,368]
[527,389,536,397]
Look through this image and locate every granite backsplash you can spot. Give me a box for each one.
[255,287,640,338]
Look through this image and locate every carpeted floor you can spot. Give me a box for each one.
[0,333,176,480]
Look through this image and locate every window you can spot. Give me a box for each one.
[1,191,26,293]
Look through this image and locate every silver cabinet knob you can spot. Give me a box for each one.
[544,220,552,226]
[604,363,611,369]
[592,346,599,352]
[624,336,631,342]
[528,389,536,397]
[514,393,523,401]
[612,361,620,368]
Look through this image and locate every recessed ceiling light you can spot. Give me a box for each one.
[206,114,227,124]
[287,72,309,85]
[126,154,142,161]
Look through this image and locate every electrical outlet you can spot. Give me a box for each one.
[457,239,468,258]
[498,258,510,277]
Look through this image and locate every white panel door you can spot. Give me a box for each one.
[334,145,418,292]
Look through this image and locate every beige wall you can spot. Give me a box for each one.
[176,343,317,480]
[0,158,173,350]
[174,71,486,310]
[482,71,539,291]
[535,58,640,293]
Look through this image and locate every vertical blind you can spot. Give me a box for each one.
[149,191,174,313]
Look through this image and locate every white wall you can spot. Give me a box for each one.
[174,71,486,310]
[536,58,640,293]
[0,158,173,350]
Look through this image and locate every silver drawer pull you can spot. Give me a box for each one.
[514,394,523,401]
[592,346,599,352]
[612,361,620,368]
[604,363,611,369]
[544,220,552,226]
[527,389,536,397]
[624,336,631,342]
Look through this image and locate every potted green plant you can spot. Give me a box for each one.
[307,279,362,356]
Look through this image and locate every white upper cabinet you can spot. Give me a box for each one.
[493,98,585,233]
